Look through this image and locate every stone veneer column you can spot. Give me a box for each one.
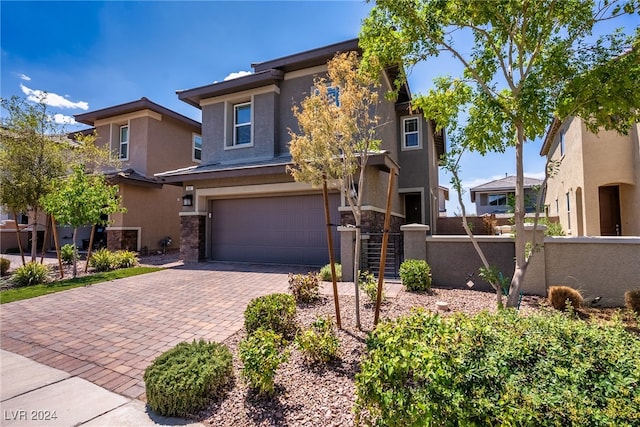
[400,223,430,261]
[180,213,206,263]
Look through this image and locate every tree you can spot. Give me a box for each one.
[361,0,640,307]
[289,51,382,328]
[0,96,66,262]
[41,164,126,277]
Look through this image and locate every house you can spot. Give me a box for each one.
[72,98,202,253]
[156,39,445,266]
[540,117,640,236]
[470,175,542,215]
[438,186,449,217]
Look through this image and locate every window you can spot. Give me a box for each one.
[119,125,129,160]
[402,117,420,149]
[560,129,565,157]
[566,192,571,231]
[233,102,251,146]
[193,134,202,162]
[327,86,340,107]
[488,194,508,206]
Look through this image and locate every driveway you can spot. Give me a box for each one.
[0,262,311,399]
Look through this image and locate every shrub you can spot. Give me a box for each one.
[60,244,76,265]
[114,250,138,268]
[244,293,297,338]
[144,339,233,417]
[319,263,342,281]
[239,328,289,397]
[295,316,339,364]
[0,257,10,276]
[626,288,640,314]
[359,270,383,302]
[399,259,431,292]
[548,285,583,311]
[88,248,115,272]
[355,309,640,427]
[11,262,49,287]
[288,272,320,303]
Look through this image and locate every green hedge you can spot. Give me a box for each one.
[355,309,640,426]
[244,293,297,338]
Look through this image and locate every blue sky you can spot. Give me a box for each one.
[1,1,636,215]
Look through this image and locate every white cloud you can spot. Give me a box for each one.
[223,71,252,81]
[18,73,31,81]
[52,113,77,125]
[20,84,89,110]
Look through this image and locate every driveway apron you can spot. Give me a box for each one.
[0,263,307,399]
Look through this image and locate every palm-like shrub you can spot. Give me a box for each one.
[88,248,115,272]
[11,262,49,287]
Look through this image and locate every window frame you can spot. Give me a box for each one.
[192,133,202,162]
[119,124,129,160]
[231,102,252,147]
[566,192,571,232]
[401,116,422,150]
[487,193,508,207]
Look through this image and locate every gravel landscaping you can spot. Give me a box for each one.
[200,287,545,426]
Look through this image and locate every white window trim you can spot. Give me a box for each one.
[224,99,254,150]
[401,116,422,150]
[192,133,202,163]
[119,123,129,161]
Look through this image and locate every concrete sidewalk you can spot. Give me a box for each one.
[0,350,201,427]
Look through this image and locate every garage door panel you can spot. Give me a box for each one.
[209,194,340,266]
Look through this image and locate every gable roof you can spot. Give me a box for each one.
[470,175,543,202]
[74,97,201,131]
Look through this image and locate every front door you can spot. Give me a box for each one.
[599,185,621,236]
[404,193,423,224]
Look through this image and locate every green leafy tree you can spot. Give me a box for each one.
[42,165,126,277]
[289,51,382,328]
[0,95,66,262]
[361,0,640,307]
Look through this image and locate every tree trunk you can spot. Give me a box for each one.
[353,220,362,330]
[30,208,38,262]
[71,227,79,278]
[507,124,528,307]
[11,210,26,266]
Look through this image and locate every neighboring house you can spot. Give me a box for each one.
[72,98,202,253]
[156,39,445,265]
[540,117,640,236]
[438,186,449,217]
[470,175,542,215]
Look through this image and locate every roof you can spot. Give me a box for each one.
[74,97,201,131]
[470,175,543,202]
[540,117,564,156]
[106,168,163,188]
[252,39,360,73]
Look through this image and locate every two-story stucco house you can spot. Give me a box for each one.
[540,117,640,236]
[157,39,444,266]
[470,175,542,215]
[72,97,202,253]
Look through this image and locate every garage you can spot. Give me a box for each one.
[209,193,341,266]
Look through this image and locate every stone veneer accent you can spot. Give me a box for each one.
[107,230,138,251]
[180,214,206,262]
[340,209,404,234]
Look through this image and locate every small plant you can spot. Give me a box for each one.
[319,263,342,281]
[60,244,76,265]
[144,339,233,417]
[625,288,640,314]
[244,293,297,338]
[359,270,383,302]
[295,316,340,364]
[239,328,289,397]
[399,259,431,292]
[0,257,10,276]
[114,250,138,268]
[11,262,49,287]
[288,272,320,303]
[548,285,583,311]
[88,248,115,272]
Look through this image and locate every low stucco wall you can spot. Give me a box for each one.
[544,236,640,307]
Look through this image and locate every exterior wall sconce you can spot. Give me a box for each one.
[182,194,193,206]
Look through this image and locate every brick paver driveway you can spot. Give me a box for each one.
[0,263,310,399]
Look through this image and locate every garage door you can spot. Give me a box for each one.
[209,194,341,266]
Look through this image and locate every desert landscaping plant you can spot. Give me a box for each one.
[355,308,640,426]
[114,250,139,269]
[60,244,76,265]
[244,293,297,338]
[358,270,382,302]
[626,288,640,315]
[295,316,340,364]
[88,248,116,272]
[288,272,320,303]
[548,285,583,311]
[0,257,10,276]
[399,259,432,292]
[319,263,342,281]
[143,339,233,417]
[239,328,289,397]
[11,261,49,287]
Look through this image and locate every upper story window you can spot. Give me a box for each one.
[193,134,202,162]
[233,102,252,146]
[119,125,129,160]
[327,86,340,107]
[488,193,508,207]
[559,129,565,157]
[402,116,421,150]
